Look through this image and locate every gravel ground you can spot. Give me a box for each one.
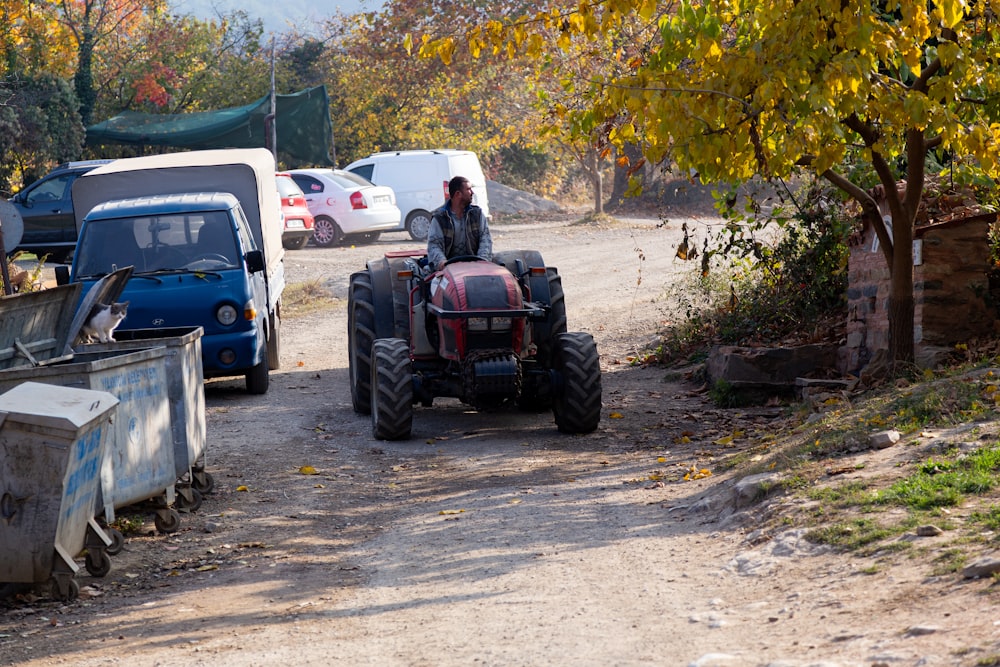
[3,211,1000,667]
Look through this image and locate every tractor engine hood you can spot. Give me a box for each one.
[427,260,540,362]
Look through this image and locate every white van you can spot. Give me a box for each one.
[344,149,490,241]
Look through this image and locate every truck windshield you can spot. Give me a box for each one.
[76,211,240,276]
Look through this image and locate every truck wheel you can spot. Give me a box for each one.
[406,210,432,241]
[312,216,345,247]
[552,332,602,434]
[246,346,270,394]
[371,338,413,441]
[267,313,281,371]
[349,271,376,414]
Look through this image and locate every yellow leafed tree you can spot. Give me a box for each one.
[423,0,1000,365]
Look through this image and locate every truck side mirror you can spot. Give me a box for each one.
[54,265,70,285]
[245,249,265,273]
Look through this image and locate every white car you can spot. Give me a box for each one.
[344,149,490,241]
[287,169,401,247]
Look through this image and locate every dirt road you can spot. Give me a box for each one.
[3,214,997,667]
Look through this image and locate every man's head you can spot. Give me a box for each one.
[448,176,473,209]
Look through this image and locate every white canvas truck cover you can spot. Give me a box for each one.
[71,148,284,275]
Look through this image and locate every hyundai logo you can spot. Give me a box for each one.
[152,318,165,326]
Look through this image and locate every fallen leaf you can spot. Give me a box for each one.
[236,485,249,492]
[299,465,318,475]
[196,564,219,572]
[439,509,465,515]
[609,412,624,419]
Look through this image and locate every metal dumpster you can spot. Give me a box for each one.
[0,347,181,533]
[0,382,119,601]
[0,283,80,369]
[81,327,211,509]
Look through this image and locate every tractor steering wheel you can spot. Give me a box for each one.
[443,255,487,267]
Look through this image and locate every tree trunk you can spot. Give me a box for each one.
[607,143,644,207]
[74,29,96,126]
[588,149,603,214]
[888,210,915,365]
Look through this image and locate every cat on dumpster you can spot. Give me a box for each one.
[78,301,129,344]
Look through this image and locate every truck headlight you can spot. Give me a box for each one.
[217,304,238,325]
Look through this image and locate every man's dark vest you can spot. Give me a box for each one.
[435,206,483,257]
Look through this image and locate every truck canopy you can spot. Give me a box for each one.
[72,148,284,276]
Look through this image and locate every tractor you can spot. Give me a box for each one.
[348,249,602,440]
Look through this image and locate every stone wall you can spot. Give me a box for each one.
[843,213,997,374]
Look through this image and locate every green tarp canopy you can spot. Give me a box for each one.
[85,85,334,167]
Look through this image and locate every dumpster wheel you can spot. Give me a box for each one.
[176,486,203,513]
[105,528,125,556]
[154,508,181,534]
[49,575,79,602]
[85,550,112,578]
[192,470,215,495]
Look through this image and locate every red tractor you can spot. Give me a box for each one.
[348,250,602,440]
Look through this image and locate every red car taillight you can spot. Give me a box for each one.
[443,180,449,201]
[350,191,367,210]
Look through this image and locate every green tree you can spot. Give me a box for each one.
[0,74,84,188]
[425,0,1000,365]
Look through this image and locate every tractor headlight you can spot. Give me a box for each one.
[492,317,513,331]
[468,317,488,331]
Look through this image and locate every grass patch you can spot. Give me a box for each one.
[873,446,1000,511]
[282,279,338,319]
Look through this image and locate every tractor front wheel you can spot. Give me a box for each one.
[349,271,376,414]
[552,332,602,434]
[371,338,413,440]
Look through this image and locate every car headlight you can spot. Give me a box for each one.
[217,304,238,325]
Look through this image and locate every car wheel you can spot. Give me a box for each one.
[312,216,345,247]
[405,210,432,241]
[283,236,308,250]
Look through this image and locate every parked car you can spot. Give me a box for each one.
[287,168,401,247]
[276,172,315,250]
[343,149,490,241]
[8,159,114,263]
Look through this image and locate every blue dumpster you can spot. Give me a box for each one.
[0,347,180,533]
[0,382,119,601]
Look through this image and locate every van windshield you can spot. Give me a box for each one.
[76,211,240,277]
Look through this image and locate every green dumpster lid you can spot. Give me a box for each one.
[0,381,119,432]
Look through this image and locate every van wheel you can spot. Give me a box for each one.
[312,216,345,247]
[406,210,432,241]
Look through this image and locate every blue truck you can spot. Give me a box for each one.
[55,149,285,394]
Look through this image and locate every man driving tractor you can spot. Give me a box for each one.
[426,176,493,270]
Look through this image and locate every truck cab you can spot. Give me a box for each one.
[59,148,285,395]
[62,193,273,393]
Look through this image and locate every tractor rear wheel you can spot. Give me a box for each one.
[349,271,376,414]
[371,338,413,440]
[552,332,602,434]
[534,268,567,364]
